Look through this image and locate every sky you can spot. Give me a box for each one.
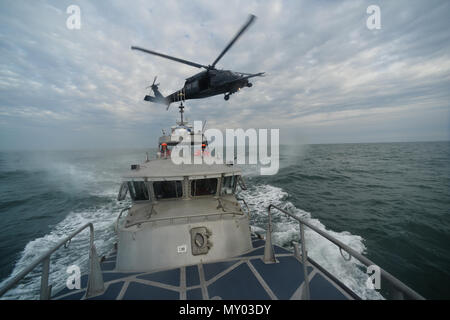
[0,0,449,150]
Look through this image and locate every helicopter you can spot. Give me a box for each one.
[131,14,264,109]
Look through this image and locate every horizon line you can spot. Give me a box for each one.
[0,139,449,152]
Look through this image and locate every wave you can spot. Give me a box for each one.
[239,183,384,300]
[0,190,125,300]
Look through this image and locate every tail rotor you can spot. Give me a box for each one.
[144,76,170,108]
[146,76,160,92]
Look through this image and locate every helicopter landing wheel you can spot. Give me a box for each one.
[224,94,230,101]
[247,82,253,87]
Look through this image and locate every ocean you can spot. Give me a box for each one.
[0,142,449,299]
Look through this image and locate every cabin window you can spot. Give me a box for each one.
[221,176,237,195]
[153,181,183,199]
[127,181,150,201]
[191,178,218,196]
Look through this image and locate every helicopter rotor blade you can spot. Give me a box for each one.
[152,76,157,85]
[131,46,208,69]
[211,14,256,68]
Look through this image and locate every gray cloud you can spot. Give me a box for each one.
[0,0,449,150]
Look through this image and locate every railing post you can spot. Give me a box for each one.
[40,257,52,300]
[86,225,104,298]
[263,206,276,264]
[292,241,302,260]
[299,222,310,300]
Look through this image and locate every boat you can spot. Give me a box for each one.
[0,103,425,301]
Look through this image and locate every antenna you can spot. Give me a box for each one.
[179,102,185,125]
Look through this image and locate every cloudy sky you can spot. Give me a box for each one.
[0,0,449,150]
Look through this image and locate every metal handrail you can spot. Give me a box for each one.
[236,197,251,218]
[0,223,104,300]
[266,204,425,300]
[217,196,250,217]
[115,206,131,233]
[125,211,243,228]
[237,176,248,191]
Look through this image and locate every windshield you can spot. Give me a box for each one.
[127,181,149,201]
[221,176,237,195]
[191,178,218,196]
[153,181,183,199]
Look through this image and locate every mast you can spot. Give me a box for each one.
[178,102,185,126]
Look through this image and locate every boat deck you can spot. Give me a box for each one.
[52,236,359,300]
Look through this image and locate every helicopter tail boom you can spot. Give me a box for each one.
[143,94,170,106]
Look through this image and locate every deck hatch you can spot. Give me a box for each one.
[190,227,212,255]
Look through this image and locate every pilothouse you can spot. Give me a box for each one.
[115,105,252,271]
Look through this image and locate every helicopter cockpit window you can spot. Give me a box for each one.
[191,178,218,196]
[153,181,183,199]
[127,181,150,201]
[221,176,237,195]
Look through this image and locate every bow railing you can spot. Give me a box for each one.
[0,223,104,300]
[263,204,425,300]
